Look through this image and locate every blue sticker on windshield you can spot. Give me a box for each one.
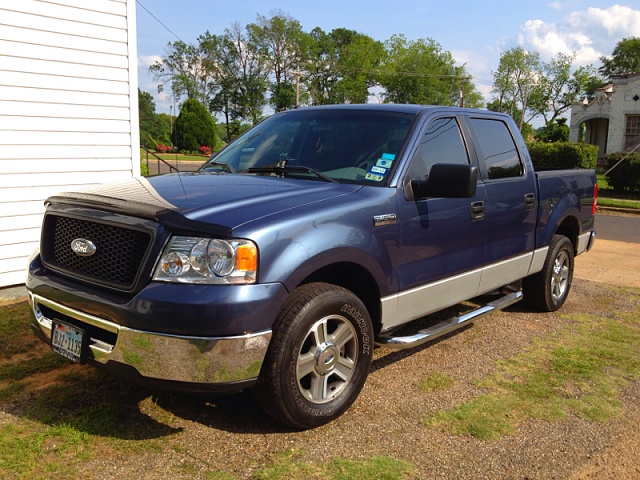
[381,153,396,160]
[376,158,393,168]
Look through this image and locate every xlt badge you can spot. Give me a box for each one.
[373,213,397,227]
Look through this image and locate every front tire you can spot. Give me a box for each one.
[254,282,373,429]
[523,234,574,311]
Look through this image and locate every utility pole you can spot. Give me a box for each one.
[292,63,302,108]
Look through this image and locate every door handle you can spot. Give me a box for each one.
[524,193,536,210]
[470,201,485,221]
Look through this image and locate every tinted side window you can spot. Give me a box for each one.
[407,117,469,179]
[470,118,523,179]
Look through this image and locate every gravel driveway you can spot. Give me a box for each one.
[66,236,637,479]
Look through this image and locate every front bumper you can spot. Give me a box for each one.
[28,292,272,393]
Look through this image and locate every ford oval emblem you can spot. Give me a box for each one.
[71,238,97,257]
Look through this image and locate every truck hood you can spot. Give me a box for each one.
[48,173,362,236]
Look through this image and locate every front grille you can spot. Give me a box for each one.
[41,214,152,290]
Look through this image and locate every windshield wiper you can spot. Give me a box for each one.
[246,164,338,183]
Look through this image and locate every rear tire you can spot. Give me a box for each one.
[523,235,574,311]
[254,282,373,430]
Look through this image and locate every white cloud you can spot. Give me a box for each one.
[451,48,494,100]
[518,4,640,66]
[138,55,163,68]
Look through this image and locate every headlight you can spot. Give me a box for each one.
[153,236,258,284]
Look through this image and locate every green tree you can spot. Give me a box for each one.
[247,11,311,111]
[599,37,640,78]
[379,35,476,107]
[528,53,603,127]
[154,113,173,146]
[491,47,541,130]
[200,26,267,139]
[174,98,218,152]
[149,40,210,105]
[138,88,157,148]
[138,89,173,147]
[459,77,485,109]
[307,28,385,105]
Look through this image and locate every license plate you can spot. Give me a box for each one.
[51,321,84,363]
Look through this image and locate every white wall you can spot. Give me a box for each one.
[607,74,640,154]
[0,0,139,287]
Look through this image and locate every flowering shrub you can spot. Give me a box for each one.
[199,145,212,156]
[155,144,172,153]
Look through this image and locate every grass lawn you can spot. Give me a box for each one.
[141,150,209,163]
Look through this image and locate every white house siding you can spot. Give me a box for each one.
[0,0,139,287]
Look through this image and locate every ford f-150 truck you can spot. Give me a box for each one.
[26,105,597,429]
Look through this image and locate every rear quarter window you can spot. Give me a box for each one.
[470,118,523,179]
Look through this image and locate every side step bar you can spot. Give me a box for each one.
[375,290,523,350]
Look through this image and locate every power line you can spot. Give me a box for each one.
[136,0,183,42]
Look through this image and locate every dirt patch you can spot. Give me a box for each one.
[575,239,640,289]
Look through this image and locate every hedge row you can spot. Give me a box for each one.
[603,152,640,193]
[526,142,598,170]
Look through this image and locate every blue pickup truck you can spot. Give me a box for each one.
[26,105,597,429]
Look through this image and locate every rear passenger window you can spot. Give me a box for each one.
[407,117,469,179]
[471,118,523,179]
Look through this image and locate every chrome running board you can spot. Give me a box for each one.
[375,290,523,350]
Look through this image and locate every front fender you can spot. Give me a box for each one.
[259,221,395,296]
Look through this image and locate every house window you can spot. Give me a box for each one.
[626,115,640,135]
[625,115,640,151]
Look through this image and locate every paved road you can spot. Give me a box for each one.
[596,213,640,244]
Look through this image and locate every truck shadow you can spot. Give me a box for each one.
[6,369,183,439]
[152,390,293,434]
[13,366,290,436]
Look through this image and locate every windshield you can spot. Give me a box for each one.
[205,109,415,185]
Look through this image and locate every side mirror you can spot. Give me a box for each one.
[411,163,478,200]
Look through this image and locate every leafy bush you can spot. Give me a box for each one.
[198,145,212,156]
[175,99,218,152]
[603,152,640,193]
[527,142,598,170]
[140,161,149,177]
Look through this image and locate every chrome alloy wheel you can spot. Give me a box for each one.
[296,314,358,404]
[551,250,570,301]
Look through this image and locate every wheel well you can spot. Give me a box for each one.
[300,263,382,333]
[555,216,580,253]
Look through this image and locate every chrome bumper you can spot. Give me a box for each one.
[28,292,271,385]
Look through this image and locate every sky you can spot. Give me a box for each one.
[135,1,640,116]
